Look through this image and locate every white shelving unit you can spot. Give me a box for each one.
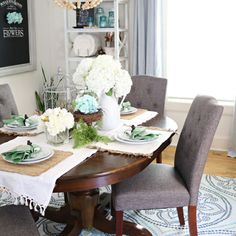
[64,0,129,76]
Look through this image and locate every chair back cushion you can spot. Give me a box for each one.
[0,84,18,127]
[174,95,223,205]
[0,205,39,236]
[126,75,167,116]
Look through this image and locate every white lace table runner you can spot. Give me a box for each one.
[0,136,97,215]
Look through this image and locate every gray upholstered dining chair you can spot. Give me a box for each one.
[0,84,18,127]
[125,75,167,163]
[112,95,223,236]
[0,205,39,236]
[125,75,167,117]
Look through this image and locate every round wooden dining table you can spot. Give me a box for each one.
[44,116,177,236]
[0,116,177,236]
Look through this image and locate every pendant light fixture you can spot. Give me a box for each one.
[54,0,103,10]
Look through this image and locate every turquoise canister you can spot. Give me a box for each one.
[108,11,114,27]
[99,15,107,28]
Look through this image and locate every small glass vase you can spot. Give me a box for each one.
[99,15,107,28]
[108,11,114,28]
[45,129,69,145]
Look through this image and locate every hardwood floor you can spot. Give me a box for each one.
[162,146,236,178]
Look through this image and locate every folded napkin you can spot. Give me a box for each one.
[125,126,159,141]
[3,115,39,127]
[121,101,131,112]
[1,142,41,163]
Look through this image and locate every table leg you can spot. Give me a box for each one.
[59,221,82,236]
[45,204,73,224]
[44,203,82,236]
[44,190,152,236]
[67,189,99,228]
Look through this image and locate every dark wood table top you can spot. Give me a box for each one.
[0,116,177,235]
[54,116,177,192]
[0,116,177,193]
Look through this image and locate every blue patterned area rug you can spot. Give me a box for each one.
[1,175,236,236]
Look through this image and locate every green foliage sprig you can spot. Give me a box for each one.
[73,120,111,148]
[35,91,45,113]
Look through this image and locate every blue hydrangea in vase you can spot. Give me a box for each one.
[72,55,133,131]
[73,94,102,125]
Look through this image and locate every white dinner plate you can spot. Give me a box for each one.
[73,34,100,57]
[4,124,38,132]
[2,146,54,165]
[22,146,54,163]
[115,130,160,145]
[120,107,138,115]
[6,123,38,129]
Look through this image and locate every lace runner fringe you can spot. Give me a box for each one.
[0,186,45,215]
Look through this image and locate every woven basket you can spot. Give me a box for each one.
[73,110,102,125]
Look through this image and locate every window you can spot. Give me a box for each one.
[166,0,236,101]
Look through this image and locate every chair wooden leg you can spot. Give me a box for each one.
[177,207,185,226]
[156,153,162,163]
[188,205,198,236]
[115,210,123,236]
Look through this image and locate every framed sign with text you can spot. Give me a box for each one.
[0,0,36,77]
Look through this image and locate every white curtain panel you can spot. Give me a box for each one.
[228,99,236,158]
[131,0,163,76]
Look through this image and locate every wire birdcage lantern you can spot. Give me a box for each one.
[44,68,76,111]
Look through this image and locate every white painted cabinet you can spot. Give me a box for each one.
[64,0,129,76]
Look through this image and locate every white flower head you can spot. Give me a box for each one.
[41,108,74,136]
[72,58,94,89]
[114,69,133,98]
[72,55,132,98]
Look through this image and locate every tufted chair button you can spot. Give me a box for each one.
[137,102,142,107]
[147,87,152,94]
[153,103,158,108]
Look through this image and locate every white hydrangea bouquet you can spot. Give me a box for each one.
[41,108,74,144]
[73,55,132,130]
[72,55,132,98]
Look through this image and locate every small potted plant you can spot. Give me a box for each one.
[73,93,102,125]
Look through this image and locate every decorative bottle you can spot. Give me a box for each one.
[95,7,104,27]
[87,16,93,27]
[108,11,114,28]
[99,15,107,28]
